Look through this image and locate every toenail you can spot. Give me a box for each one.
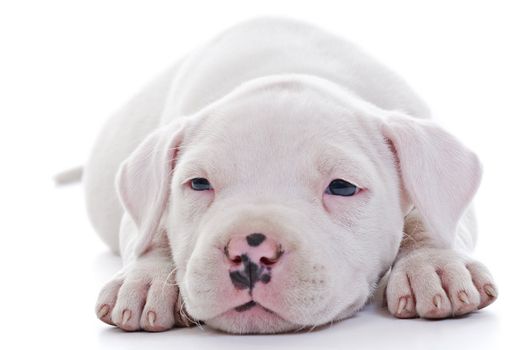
[433,295,442,308]
[458,291,470,304]
[122,309,132,325]
[397,297,408,314]
[97,305,110,318]
[484,285,497,298]
[147,311,156,327]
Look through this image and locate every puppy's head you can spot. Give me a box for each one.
[116,76,481,333]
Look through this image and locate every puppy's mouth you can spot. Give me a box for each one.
[234,300,258,312]
[206,299,299,334]
[234,300,274,313]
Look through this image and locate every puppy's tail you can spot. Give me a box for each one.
[54,166,83,185]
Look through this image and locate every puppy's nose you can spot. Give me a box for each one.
[225,233,283,291]
[226,233,282,267]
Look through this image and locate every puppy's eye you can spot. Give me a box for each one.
[325,179,358,196]
[190,178,213,191]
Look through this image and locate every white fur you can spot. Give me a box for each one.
[86,18,497,334]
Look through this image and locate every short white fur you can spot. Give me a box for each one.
[86,18,497,334]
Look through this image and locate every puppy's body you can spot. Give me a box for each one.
[85,18,494,333]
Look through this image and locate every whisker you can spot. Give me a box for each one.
[175,280,203,330]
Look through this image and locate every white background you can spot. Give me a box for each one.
[0,1,527,349]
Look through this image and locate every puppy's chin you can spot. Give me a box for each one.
[204,305,301,334]
[202,295,369,334]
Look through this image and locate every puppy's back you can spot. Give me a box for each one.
[162,17,430,121]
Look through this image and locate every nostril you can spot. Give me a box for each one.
[260,256,277,266]
[224,244,243,265]
[226,236,283,267]
[259,247,283,266]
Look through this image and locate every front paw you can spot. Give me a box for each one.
[386,248,497,319]
[95,258,192,331]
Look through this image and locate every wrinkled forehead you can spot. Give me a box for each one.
[177,83,384,189]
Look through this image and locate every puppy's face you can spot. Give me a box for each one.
[118,76,480,334]
[166,79,406,333]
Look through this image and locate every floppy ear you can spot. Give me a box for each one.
[381,114,482,248]
[116,119,188,256]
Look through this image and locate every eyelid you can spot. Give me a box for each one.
[178,169,209,186]
[325,155,373,187]
[330,178,364,190]
[181,177,211,187]
[176,161,210,186]
[180,177,196,186]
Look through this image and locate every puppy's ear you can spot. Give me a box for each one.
[116,119,188,256]
[382,114,482,248]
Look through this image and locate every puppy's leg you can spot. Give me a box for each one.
[386,209,497,319]
[95,214,193,331]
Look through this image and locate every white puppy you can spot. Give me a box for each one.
[84,18,497,334]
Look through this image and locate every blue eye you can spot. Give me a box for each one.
[190,178,213,191]
[325,179,358,196]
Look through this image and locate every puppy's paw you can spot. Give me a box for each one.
[386,248,497,319]
[95,258,193,332]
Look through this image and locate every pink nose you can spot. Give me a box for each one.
[225,233,283,290]
[226,233,282,267]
